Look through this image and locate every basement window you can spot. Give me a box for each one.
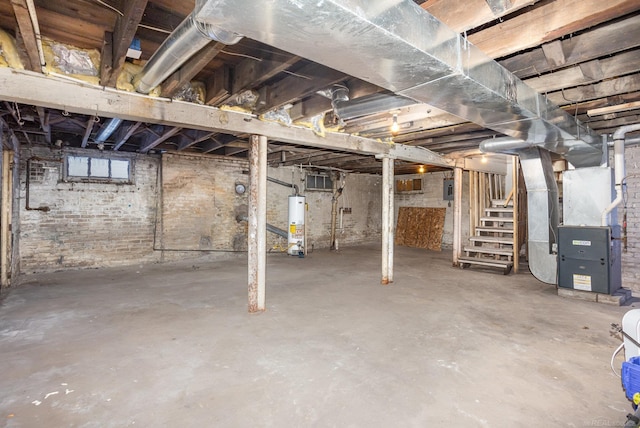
[64,154,133,183]
[396,178,422,193]
[306,173,333,191]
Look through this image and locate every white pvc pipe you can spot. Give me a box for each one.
[601,124,640,226]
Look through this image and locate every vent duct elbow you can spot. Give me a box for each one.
[133,10,243,94]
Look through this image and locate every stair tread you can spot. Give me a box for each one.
[491,199,514,207]
[458,256,513,268]
[485,207,514,213]
[480,216,514,223]
[464,246,513,256]
[469,236,513,244]
[475,226,514,233]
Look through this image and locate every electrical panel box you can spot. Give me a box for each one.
[558,226,621,294]
[443,179,454,200]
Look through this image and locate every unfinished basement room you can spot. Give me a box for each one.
[1,0,640,426]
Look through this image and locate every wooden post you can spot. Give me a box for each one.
[1,150,12,288]
[453,167,463,266]
[248,135,267,312]
[381,156,394,285]
[512,157,520,273]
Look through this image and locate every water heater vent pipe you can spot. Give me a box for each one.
[602,124,640,226]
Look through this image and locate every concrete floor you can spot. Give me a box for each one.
[0,245,636,427]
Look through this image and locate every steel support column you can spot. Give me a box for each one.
[381,156,394,285]
[452,167,463,266]
[248,134,267,312]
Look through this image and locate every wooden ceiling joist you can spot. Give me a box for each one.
[113,121,143,151]
[140,126,182,153]
[9,0,42,71]
[421,0,537,34]
[467,0,640,59]
[501,15,640,79]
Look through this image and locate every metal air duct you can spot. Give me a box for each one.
[518,147,559,284]
[133,10,242,94]
[94,118,123,144]
[194,0,603,167]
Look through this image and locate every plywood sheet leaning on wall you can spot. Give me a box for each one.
[395,207,446,251]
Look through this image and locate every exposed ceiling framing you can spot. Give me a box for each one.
[0,0,638,174]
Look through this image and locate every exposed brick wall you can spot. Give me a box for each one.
[266,166,382,251]
[19,147,159,272]
[622,145,640,291]
[18,148,384,273]
[158,153,249,253]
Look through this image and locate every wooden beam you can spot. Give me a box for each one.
[501,15,640,79]
[421,0,536,33]
[35,107,50,144]
[468,0,640,58]
[161,42,226,97]
[177,130,217,150]
[9,0,41,71]
[547,74,640,106]
[230,53,300,98]
[100,31,114,87]
[0,68,453,167]
[205,66,232,105]
[81,116,97,148]
[587,101,640,117]
[257,62,345,113]
[139,126,182,153]
[113,121,142,151]
[524,49,640,93]
[108,0,149,87]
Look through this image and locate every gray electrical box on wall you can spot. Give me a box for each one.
[443,179,454,200]
[558,226,621,295]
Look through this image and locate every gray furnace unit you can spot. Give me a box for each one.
[558,167,622,295]
[558,226,620,294]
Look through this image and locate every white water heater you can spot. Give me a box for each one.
[288,195,305,255]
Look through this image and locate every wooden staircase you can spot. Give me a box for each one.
[458,198,515,275]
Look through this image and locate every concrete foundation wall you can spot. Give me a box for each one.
[622,145,640,292]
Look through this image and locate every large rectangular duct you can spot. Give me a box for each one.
[195,0,603,167]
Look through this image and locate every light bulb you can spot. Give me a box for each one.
[418,165,426,174]
[390,114,400,134]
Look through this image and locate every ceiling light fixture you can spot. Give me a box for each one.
[417,165,426,174]
[390,114,400,134]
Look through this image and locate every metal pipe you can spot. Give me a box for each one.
[602,124,640,226]
[479,137,534,154]
[248,135,267,313]
[267,176,299,195]
[329,173,343,250]
[94,118,123,144]
[236,215,288,239]
[196,0,603,167]
[133,10,242,94]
